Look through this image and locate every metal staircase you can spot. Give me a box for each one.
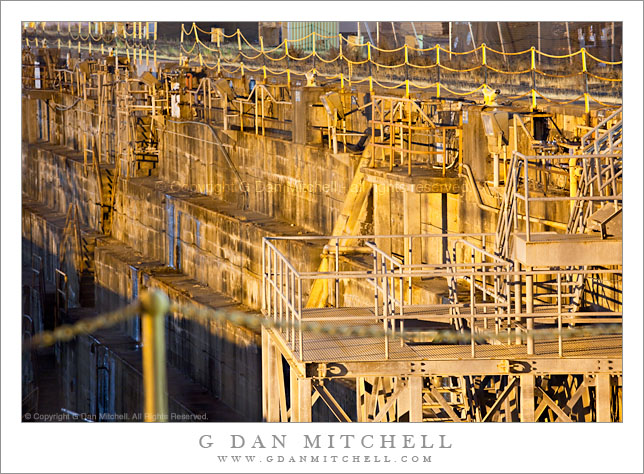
[495,151,523,261]
[566,108,622,311]
[490,107,622,316]
[567,107,622,235]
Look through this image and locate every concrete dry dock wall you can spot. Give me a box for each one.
[22,141,102,230]
[112,176,323,310]
[59,329,235,422]
[94,237,265,420]
[147,274,262,421]
[161,120,357,235]
[22,200,82,312]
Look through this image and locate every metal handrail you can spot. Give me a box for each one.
[261,233,621,362]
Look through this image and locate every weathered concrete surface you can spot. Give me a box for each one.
[112,176,323,310]
[94,236,265,420]
[162,120,358,235]
[22,141,102,230]
[59,322,245,422]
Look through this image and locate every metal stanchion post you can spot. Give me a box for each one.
[141,289,170,422]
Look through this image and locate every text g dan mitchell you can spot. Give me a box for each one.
[199,434,453,450]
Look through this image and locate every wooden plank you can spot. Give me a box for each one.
[535,398,548,421]
[356,377,366,422]
[266,337,280,422]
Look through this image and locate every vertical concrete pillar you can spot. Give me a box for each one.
[292,87,306,145]
[596,374,612,422]
[520,374,535,422]
[403,190,421,264]
[374,183,391,254]
[408,376,423,422]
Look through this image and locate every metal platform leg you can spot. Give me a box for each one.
[296,377,312,422]
[596,374,612,422]
[266,333,280,422]
[408,376,423,422]
[520,374,535,422]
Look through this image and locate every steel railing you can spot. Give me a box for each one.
[262,233,622,361]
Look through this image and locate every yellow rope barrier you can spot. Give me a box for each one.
[584,50,622,65]
[439,64,484,73]
[534,69,584,78]
[537,49,582,59]
[588,94,622,108]
[408,44,438,53]
[534,90,586,105]
[372,78,406,90]
[239,50,264,61]
[586,71,622,82]
[506,89,533,100]
[438,44,481,55]
[344,56,370,66]
[485,46,532,56]
[181,23,195,36]
[486,65,532,75]
[314,51,343,64]
[287,51,316,61]
[408,81,439,90]
[439,84,485,96]
[370,43,406,53]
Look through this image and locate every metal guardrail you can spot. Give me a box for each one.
[511,152,622,242]
[262,233,622,361]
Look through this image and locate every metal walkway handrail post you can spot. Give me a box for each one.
[140,290,170,422]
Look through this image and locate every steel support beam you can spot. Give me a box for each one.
[305,358,622,378]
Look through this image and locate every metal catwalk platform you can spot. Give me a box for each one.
[260,233,622,422]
